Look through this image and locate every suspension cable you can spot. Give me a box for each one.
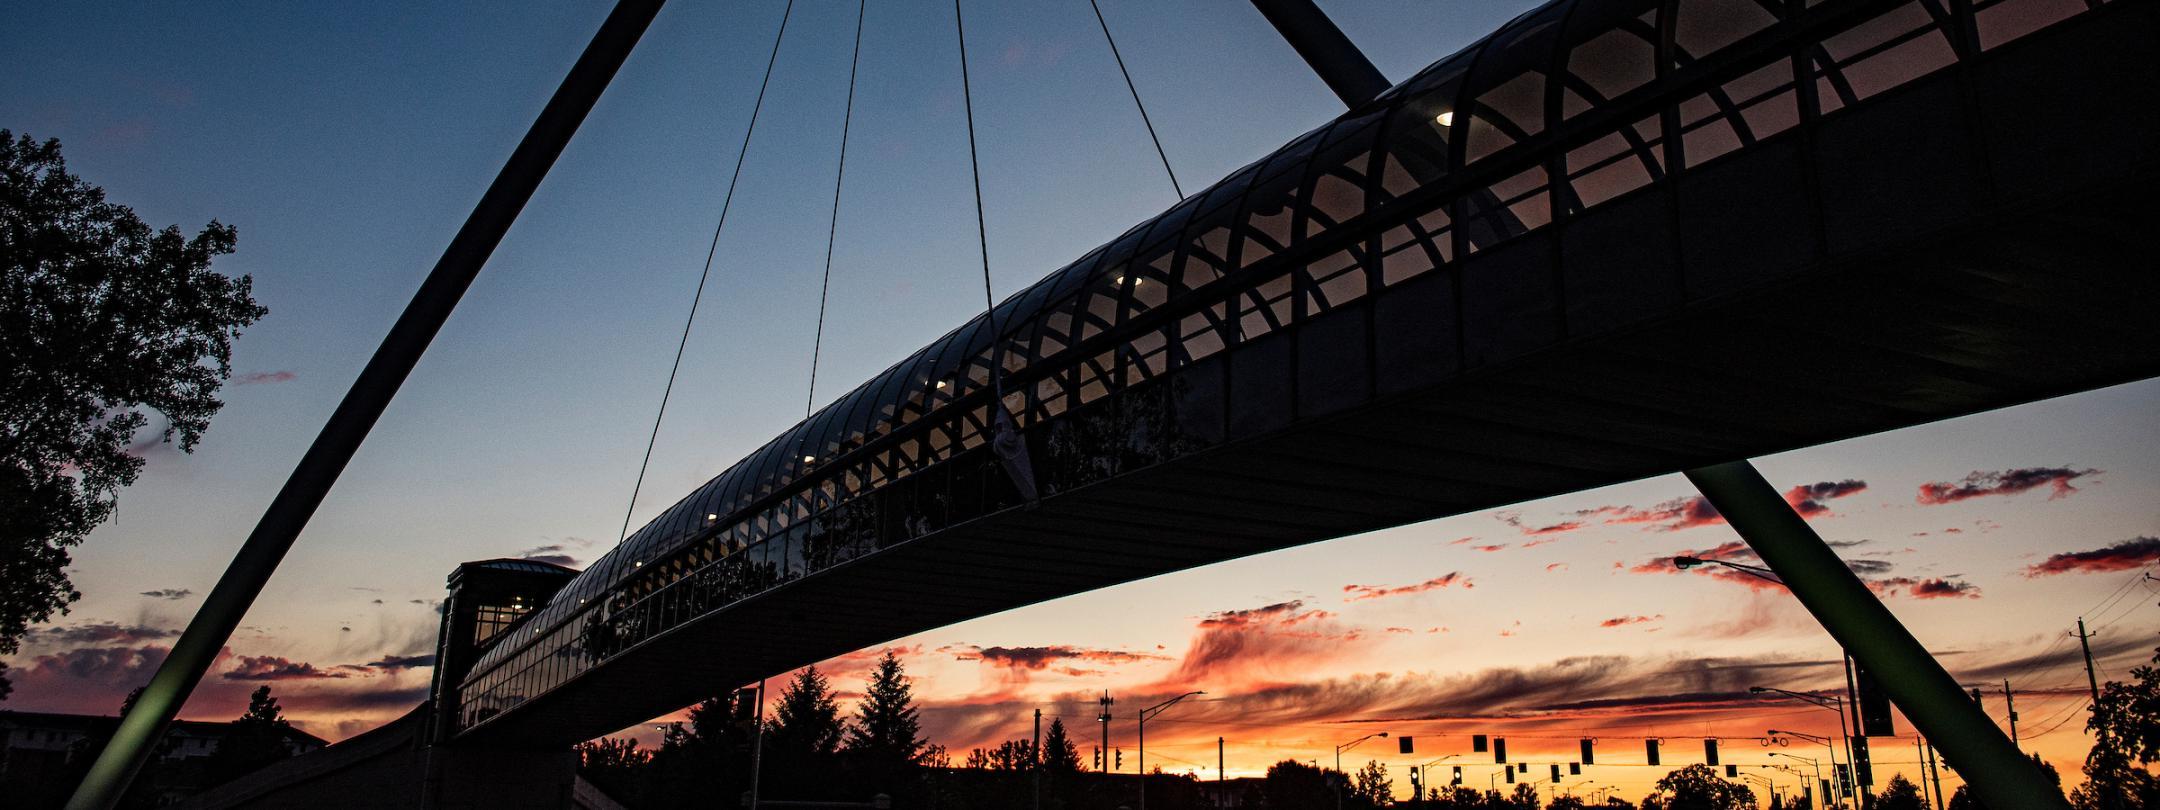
[1085,0,1184,199]
[618,0,798,544]
[954,0,997,316]
[806,0,868,417]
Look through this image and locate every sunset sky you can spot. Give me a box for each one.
[3,1,2155,804]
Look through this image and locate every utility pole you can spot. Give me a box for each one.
[1219,737,1225,784]
[1033,708,1042,810]
[1916,738,1932,809]
[2004,680,2020,747]
[1843,654,1873,809]
[2076,619,2101,703]
[1099,692,1114,773]
[1926,741,1945,810]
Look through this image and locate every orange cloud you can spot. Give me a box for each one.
[1342,572,1474,601]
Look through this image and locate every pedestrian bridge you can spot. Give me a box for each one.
[447,0,2160,747]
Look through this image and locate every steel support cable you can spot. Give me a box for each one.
[954,0,996,317]
[806,0,868,417]
[617,0,798,545]
[1085,0,1184,199]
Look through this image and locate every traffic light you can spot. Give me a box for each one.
[1093,747,1101,770]
[1851,736,1874,788]
[1726,764,1739,778]
[1473,734,1489,753]
[1495,737,1508,763]
[1580,738,1595,765]
[1551,764,1562,783]
[1452,766,1463,785]
[1569,762,1581,775]
[1646,739,1661,766]
[1115,748,1122,771]
[1505,765,1516,784]
[1705,738,1720,766]
[1855,661,1896,737]
[1399,736,1414,755]
[1835,764,1852,797]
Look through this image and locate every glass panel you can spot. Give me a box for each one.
[1674,0,1781,64]
[1974,0,2090,50]
[1813,2,1959,105]
[1565,11,1660,111]
[1566,115,1665,209]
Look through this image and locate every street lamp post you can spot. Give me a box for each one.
[1416,754,1458,804]
[1136,691,1203,810]
[1770,753,1825,808]
[1334,732,1387,810]
[1758,687,1857,804]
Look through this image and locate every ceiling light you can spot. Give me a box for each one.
[1436,111,1455,127]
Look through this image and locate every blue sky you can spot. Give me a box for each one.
[5,1,2156,800]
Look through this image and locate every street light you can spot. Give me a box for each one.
[1753,686,1855,805]
[1673,555,1783,584]
[1769,753,1826,808]
[1416,754,1458,803]
[1136,691,1203,810]
[1334,731,1387,810]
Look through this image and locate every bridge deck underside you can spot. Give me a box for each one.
[459,3,2160,747]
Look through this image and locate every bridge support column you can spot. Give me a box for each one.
[1684,461,2069,810]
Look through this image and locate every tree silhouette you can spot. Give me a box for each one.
[575,737,649,803]
[1041,718,1082,772]
[0,131,266,694]
[843,651,926,796]
[1508,781,1540,808]
[205,686,294,786]
[1263,759,1334,807]
[1645,764,1756,810]
[1950,754,2060,809]
[2073,645,2160,810]
[764,667,844,799]
[1351,759,1393,806]
[1875,774,1925,810]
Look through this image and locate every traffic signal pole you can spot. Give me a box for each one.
[61,3,668,808]
[1685,461,2069,810]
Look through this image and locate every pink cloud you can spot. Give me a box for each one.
[2024,536,2160,577]
[235,370,297,385]
[1917,467,2098,504]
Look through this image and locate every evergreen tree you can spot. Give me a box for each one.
[1041,718,1083,772]
[843,651,926,794]
[765,666,845,799]
[1875,774,1926,810]
[206,686,294,786]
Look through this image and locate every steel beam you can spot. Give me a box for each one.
[62,2,667,808]
[1247,0,1391,106]
[1684,460,2069,810]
